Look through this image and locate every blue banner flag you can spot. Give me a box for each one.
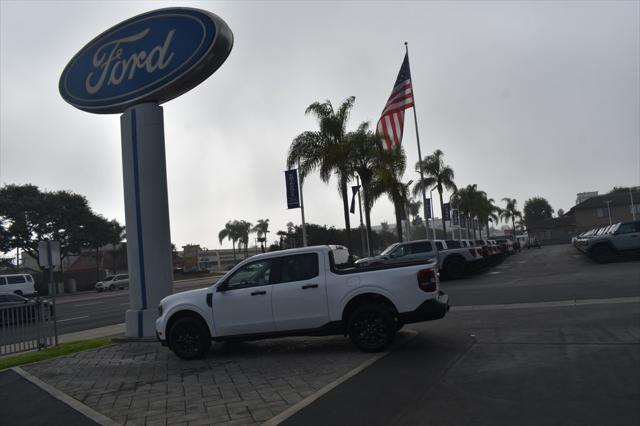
[285,169,300,209]
[443,203,451,221]
[452,209,459,226]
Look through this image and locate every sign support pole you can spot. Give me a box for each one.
[120,103,173,337]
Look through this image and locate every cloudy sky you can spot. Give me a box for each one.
[1,0,638,250]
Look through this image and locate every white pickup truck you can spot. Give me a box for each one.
[156,245,449,359]
[355,239,483,279]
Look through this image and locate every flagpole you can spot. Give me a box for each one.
[405,42,430,239]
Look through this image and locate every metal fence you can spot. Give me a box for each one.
[0,298,56,355]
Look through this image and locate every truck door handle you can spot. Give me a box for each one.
[250,290,267,296]
[302,284,318,290]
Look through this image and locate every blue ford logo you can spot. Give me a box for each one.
[60,8,233,114]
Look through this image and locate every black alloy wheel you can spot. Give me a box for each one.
[169,317,211,360]
[348,304,396,352]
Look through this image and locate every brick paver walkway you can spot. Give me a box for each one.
[24,336,376,426]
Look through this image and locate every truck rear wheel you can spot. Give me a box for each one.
[348,304,396,352]
[168,316,211,360]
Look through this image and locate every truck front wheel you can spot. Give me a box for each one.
[591,245,614,263]
[348,304,397,352]
[168,316,211,360]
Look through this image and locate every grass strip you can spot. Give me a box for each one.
[0,338,111,370]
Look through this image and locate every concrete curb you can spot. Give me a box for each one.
[12,367,120,426]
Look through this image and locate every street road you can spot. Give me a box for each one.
[53,276,220,335]
[51,244,640,336]
[283,244,640,426]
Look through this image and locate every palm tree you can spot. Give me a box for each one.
[237,220,252,258]
[477,196,501,239]
[345,122,384,255]
[500,198,522,239]
[370,146,410,242]
[414,149,457,238]
[451,184,485,239]
[252,219,270,253]
[287,97,356,251]
[218,221,240,262]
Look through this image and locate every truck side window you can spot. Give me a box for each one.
[411,242,433,253]
[435,242,444,251]
[225,260,272,290]
[278,253,319,284]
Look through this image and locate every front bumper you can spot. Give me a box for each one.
[398,291,450,324]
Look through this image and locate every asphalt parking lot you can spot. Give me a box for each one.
[7,244,640,426]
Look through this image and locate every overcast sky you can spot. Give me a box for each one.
[1,0,638,250]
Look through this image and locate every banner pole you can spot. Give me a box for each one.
[297,163,308,247]
[405,42,430,239]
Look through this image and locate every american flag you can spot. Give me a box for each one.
[376,53,414,150]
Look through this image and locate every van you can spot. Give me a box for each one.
[0,274,36,296]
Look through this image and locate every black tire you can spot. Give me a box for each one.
[348,304,397,352]
[591,245,614,263]
[444,256,466,280]
[168,316,211,360]
[109,285,115,291]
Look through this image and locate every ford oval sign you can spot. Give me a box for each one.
[59,8,233,114]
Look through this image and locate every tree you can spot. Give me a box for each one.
[524,197,554,228]
[414,149,457,237]
[218,221,240,262]
[287,96,356,251]
[345,122,384,255]
[252,219,270,253]
[557,209,565,217]
[477,196,501,238]
[370,146,410,242]
[236,220,252,258]
[500,198,522,239]
[108,220,125,273]
[0,184,116,267]
[451,184,485,239]
[80,213,115,281]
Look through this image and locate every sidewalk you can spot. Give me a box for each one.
[5,324,410,426]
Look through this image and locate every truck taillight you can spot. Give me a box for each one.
[468,249,477,258]
[476,248,483,256]
[417,268,437,292]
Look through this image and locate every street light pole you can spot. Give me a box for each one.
[429,186,436,239]
[605,200,612,225]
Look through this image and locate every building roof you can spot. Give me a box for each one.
[569,188,640,212]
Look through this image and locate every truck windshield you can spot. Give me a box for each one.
[380,243,400,256]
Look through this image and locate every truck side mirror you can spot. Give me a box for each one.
[216,282,227,292]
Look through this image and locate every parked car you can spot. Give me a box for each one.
[156,245,449,359]
[0,274,36,296]
[95,274,130,292]
[582,221,640,262]
[355,239,482,279]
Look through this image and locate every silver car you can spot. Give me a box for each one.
[95,274,129,292]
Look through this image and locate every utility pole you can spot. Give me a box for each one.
[630,188,637,220]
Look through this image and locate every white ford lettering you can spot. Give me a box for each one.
[85,29,176,94]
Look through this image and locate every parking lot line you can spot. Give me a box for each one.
[57,316,90,323]
[264,329,419,426]
[452,296,640,312]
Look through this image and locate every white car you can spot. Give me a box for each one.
[156,245,449,359]
[95,274,130,292]
[0,274,36,296]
